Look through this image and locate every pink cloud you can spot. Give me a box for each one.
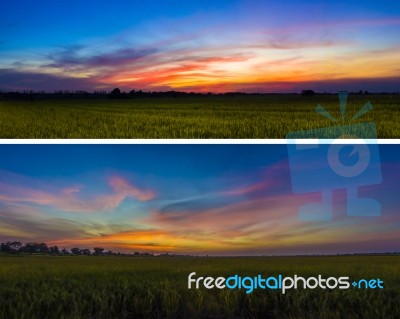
[98,53,252,88]
[0,175,155,213]
[146,193,306,233]
[137,159,399,254]
[109,176,155,201]
[142,188,399,254]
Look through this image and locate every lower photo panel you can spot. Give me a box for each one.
[0,143,399,319]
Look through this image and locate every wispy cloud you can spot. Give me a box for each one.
[0,206,93,242]
[45,46,159,70]
[2,19,399,93]
[0,69,95,91]
[1,0,400,92]
[0,175,155,213]
[0,156,398,254]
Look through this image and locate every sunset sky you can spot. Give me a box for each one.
[0,144,398,255]
[1,0,400,92]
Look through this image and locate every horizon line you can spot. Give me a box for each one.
[2,89,400,95]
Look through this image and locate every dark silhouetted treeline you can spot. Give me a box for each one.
[1,88,397,101]
[1,241,399,257]
[0,240,190,257]
[0,89,252,101]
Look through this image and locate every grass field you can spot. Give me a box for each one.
[0,255,398,318]
[0,95,398,138]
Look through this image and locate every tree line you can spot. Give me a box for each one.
[0,241,156,257]
[2,88,393,101]
[0,89,254,101]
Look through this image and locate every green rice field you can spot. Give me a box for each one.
[0,255,399,318]
[0,94,398,138]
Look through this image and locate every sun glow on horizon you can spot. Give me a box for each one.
[0,145,398,255]
[1,1,399,92]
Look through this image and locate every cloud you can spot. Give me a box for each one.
[143,189,400,255]
[0,69,96,91]
[2,19,399,93]
[158,161,287,214]
[0,206,92,242]
[159,196,237,214]
[0,175,155,213]
[1,0,400,94]
[178,77,400,93]
[96,52,253,87]
[48,229,191,252]
[109,176,155,202]
[45,46,159,70]
[137,159,400,254]
[0,156,398,255]
[220,179,276,197]
[146,194,303,234]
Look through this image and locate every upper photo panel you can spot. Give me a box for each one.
[0,0,399,139]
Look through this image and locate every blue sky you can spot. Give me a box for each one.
[1,0,399,92]
[0,144,398,255]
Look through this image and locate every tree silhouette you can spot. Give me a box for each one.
[110,88,121,95]
[71,247,81,255]
[0,242,11,252]
[5,241,23,252]
[81,248,91,256]
[23,243,38,253]
[93,247,104,256]
[50,246,60,254]
[38,243,49,253]
[0,240,162,257]
[301,90,315,97]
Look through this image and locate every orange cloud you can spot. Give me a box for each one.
[47,192,332,254]
[48,229,228,253]
[99,53,252,88]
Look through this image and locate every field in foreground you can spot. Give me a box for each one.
[0,255,399,319]
[0,94,399,138]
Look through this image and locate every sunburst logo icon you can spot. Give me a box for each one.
[315,91,373,125]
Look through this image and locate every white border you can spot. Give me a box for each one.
[0,139,399,144]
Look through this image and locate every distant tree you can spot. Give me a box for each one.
[49,246,60,254]
[0,242,11,252]
[23,242,39,253]
[38,243,49,253]
[110,88,121,95]
[23,242,48,254]
[301,90,315,97]
[8,241,22,252]
[1,240,164,257]
[71,247,81,255]
[93,247,104,256]
[109,87,123,99]
[81,248,91,256]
